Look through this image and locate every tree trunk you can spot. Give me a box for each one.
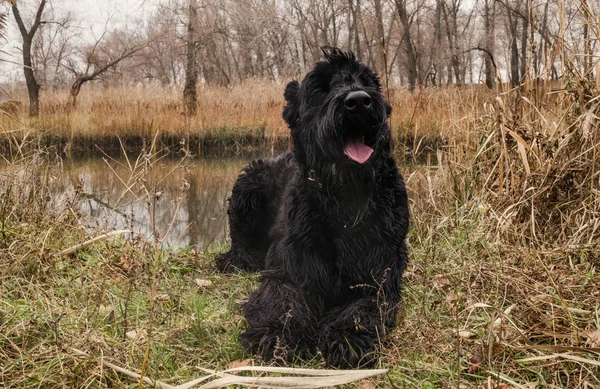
[184,0,198,117]
[431,0,443,86]
[396,0,417,92]
[330,0,339,46]
[582,0,593,76]
[441,2,462,85]
[348,0,362,59]
[507,6,520,86]
[23,40,40,116]
[12,1,46,117]
[520,0,529,81]
[374,0,386,78]
[539,1,549,78]
[70,78,83,108]
[484,0,495,88]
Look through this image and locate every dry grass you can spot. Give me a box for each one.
[1,79,491,144]
[394,75,600,386]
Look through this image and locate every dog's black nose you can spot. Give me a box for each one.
[344,91,372,113]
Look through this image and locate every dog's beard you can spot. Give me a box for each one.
[315,92,389,167]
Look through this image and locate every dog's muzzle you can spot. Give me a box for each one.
[341,91,376,164]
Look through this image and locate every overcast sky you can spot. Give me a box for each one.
[1,0,159,82]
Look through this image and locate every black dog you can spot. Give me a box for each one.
[216,47,409,368]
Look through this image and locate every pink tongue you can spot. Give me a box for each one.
[344,137,374,164]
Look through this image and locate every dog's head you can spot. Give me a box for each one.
[283,46,392,173]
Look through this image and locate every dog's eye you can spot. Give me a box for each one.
[343,74,353,83]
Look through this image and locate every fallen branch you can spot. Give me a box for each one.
[71,348,388,389]
[58,230,129,256]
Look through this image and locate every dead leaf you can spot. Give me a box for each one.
[89,334,108,348]
[458,330,474,339]
[493,304,516,329]
[155,293,169,302]
[445,292,459,312]
[226,359,252,375]
[434,276,451,289]
[118,254,132,272]
[195,278,213,288]
[125,329,147,342]
[467,354,483,373]
[583,329,600,347]
[107,309,115,323]
[359,379,377,388]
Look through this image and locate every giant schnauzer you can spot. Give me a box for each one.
[216,47,409,368]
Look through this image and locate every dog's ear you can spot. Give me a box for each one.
[282,80,300,127]
[386,103,392,117]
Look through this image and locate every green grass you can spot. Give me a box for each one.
[1,231,255,387]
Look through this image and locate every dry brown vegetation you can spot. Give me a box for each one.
[1,80,491,147]
[400,78,600,387]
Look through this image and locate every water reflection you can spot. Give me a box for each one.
[59,156,249,249]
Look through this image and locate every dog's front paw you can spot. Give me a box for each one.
[240,327,298,364]
[215,252,235,272]
[215,249,262,273]
[319,332,376,368]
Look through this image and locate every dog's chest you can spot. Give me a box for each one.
[330,211,396,288]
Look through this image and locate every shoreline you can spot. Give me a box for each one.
[0,132,445,160]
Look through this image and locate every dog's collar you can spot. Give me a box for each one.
[307,169,323,189]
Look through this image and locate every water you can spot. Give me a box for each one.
[33,155,256,250]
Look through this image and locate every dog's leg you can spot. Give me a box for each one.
[317,298,382,368]
[318,258,405,369]
[240,278,319,363]
[318,297,396,368]
[216,160,274,272]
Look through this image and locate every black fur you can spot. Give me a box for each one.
[216,47,409,368]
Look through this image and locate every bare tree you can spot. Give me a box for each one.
[373,0,386,77]
[395,0,417,92]
[428,0,443,86]
[347,0,362,59]
[12,0,46,116]
[65,29,146,107]
[441,0,462,84]
[581,0,594,77]
[6,0,593,93]
[483,0,495,88]
[131,4,184,85]
[505,1,520,86]
[32,10,76,90]
[519,0,529,81]
[183,0,197,117]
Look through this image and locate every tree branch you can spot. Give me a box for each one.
[11,4,29,38]
[79,43,147,83]
[29,0,47,39]
[494,0,553,45]
[464,46,497,71]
